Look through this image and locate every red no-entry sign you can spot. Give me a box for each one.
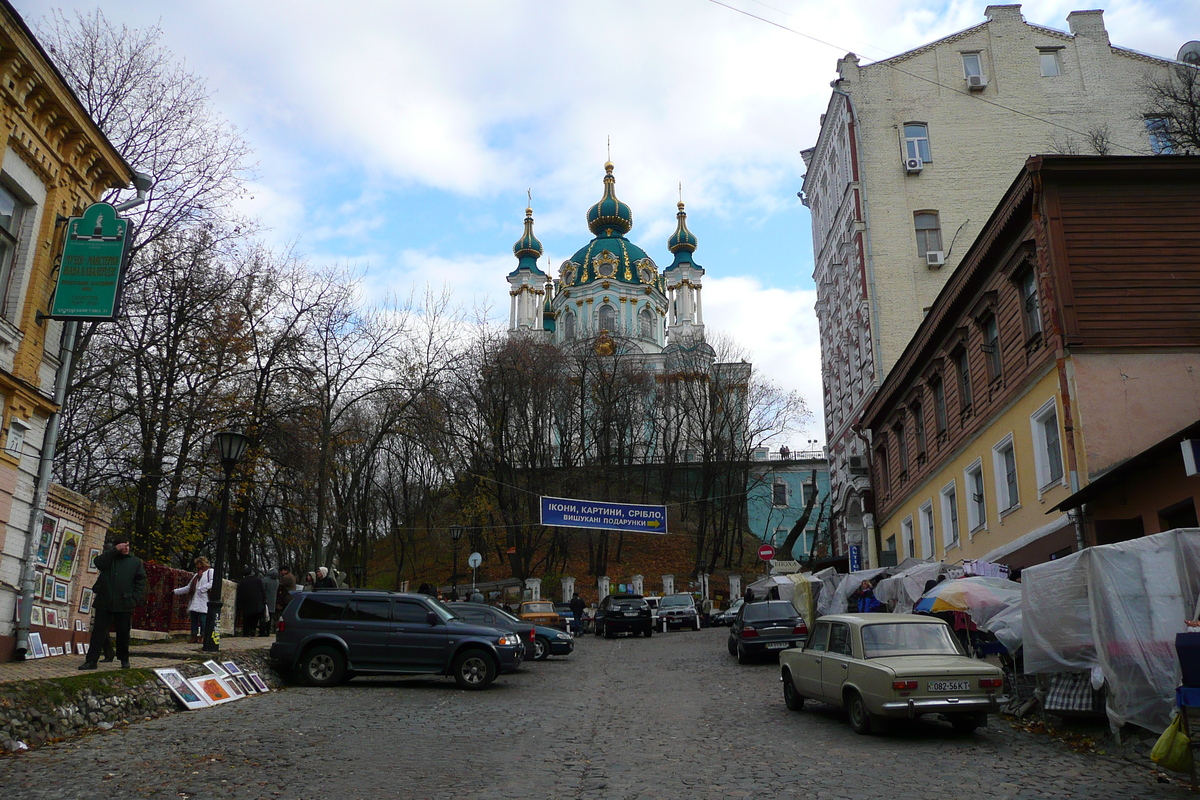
[758,543,776,561]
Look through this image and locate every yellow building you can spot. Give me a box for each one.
[0,0,132,660]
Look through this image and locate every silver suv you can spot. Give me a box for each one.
[659,593,701,630]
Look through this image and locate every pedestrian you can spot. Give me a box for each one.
[470,588,484,603]
[315,566,337,589]
[302,571,316,592]
[744,586,755,603]
[260,569,280,635]
[172,556,213,643]
[854,579,882,613]
[79,534,146,670]
[236,572,266,637]
[277,566,297,611]
[569,592,585,634]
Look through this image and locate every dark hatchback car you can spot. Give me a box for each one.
[271,589,524,689]
[594,593,654,638]
[727,600,809,663]
[447,602,574,660]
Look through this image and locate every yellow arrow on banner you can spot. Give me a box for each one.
[647,521,660,528]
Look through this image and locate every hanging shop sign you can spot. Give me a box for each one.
[540,496,668,534]
[50,202,132,320]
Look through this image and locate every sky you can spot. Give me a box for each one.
[12,0,1195,446]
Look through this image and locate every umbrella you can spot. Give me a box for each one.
[913,576,1021,630]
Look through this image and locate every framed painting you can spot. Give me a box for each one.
[45,608,58,628]
[237,675,257,694]
[87,548,101,573]
[202,660,228,677]
[77,643,88,655]
[42,572,55,600]
[53,580,69,603]
[52,529,83,581]
[249,673,270,692]
[189,674,238,705]
[79,587,93,615]
[34,514,57,566]
[29,605,43,626]
[221,660,244,676]
[27,632,45,658]
[223,673,245,697]
[155,668,210,710]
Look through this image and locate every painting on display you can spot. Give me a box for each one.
[79,587,93,615]
[249,673,270,693]
[29,605,43,626]
[53,580,69,603]
[34,514,58,566]
[27,632,45,658]
[87,547,101,573]
[45,608,58,627]
[202,660,227,677]
[189,674,237,705]
[155,668,210,710]
[42,572,55,600]
[52,528,83,581]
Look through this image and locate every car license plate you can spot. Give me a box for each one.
[766,642,788,650]
[928,680,970,692]
[624,612,639,616]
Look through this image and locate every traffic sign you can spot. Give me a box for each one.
[758,543,776,561]
[51,202,132,320]
[468,552,482,568]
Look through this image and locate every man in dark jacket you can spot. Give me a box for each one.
[79,534,147,670]
[236,572,266,637]
[260,569,280,635]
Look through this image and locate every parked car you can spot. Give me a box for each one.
[271,589,524,690]
[518,600,566,630]
[643,596,662,624]
[594,593,654,638]
[727,600,808,663]
[659,593,700,630]
[553,603,582,634]
[449,602,574,660]
[778,613,1005,734]
[712,598,744,626]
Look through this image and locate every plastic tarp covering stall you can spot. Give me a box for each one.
[817,567,889,616]
[875,561,943,613]
[745,574,823,627]
[1022,528,1200,733]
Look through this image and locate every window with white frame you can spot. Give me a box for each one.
[915,212,942,257]
[992,434,1020,513]
[1039,49,1061,77]
[961,52,983,78]
[639,307,655,340]
[772,480,788,508]
[5,416,27,457]
[903,123,931,163]
[598,304,617,333]
[901,515,915,559]
[918,501,935,558]
[965,459,986,532]
[940,481,959,549]
[1031,399,1065,490]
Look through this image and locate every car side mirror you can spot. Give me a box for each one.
[426,611,440,626]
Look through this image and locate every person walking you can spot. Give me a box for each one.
[569,592,585,634]
[277,566,297,613]
[260,569,280,635]
[79,534,146,670]
[236,572,266,637]
[172,557,214,643]
[315,567,337,589]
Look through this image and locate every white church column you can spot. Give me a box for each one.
[509,292,517,329]
[695,284,703,325]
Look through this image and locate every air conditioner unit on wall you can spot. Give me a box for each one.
[926,250,946,267]
[848,455,868,475]
[967,74,987,90]
[905,157,923,174]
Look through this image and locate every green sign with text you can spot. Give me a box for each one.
[50,203,132,320]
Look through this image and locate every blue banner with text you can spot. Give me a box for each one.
[540,496,668,534]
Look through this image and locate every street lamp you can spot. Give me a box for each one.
[450,525,463,598]
[203,431,250,652]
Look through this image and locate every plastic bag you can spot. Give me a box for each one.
[1150,714,1195,774]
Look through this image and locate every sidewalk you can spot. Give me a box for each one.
[0,635,272,684]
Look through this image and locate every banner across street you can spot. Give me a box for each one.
[540,496,668,534]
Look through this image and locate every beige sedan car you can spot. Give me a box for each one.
[779,613,1005,734]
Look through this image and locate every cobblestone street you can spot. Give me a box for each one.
[0,627,1191,799]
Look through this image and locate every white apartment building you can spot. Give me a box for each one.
[800,5,1185,567]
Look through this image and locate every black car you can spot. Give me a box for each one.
[447,602,575,660]
[594,593,654,638]
[727,600,809,663]
[271,589,524,689]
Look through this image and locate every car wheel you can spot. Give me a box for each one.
[644,626,653,638]
[847,691,873,735]
[451,648,496,690]
[736,644,749,665]
[594,620,603,637]
[950,712,986,734]
[300,645,345,687]
[782,670,805,712]
[727,638,737,656]
[604,624,616,639]
[533,636,550,661]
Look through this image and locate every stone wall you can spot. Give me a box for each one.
[0,648,283,751]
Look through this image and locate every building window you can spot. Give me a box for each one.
[919,501,935,559]
[1039,49,1061,77]
[1145,116,1173,155]
[911,401,926,456]
[1031,399,1065,491]
[955,348,973,413]
[961,52,983,78]
[1018,268,1042,339]
[940,481,959,549]
[598,304,617,333]
[931,376,947,435]
[981,314,1002,381]
[992,434,1019,513]
[802,482,815,507]
[562,311,576,340]
[772,481,788,508]
[903,123,931,163]
[901,515,915,559]
[894,422,907,476]
[0,184,28,314]
[914,212,942,257]
[639,307,655,340]
[875,445,890,496]
[965,459,986,533]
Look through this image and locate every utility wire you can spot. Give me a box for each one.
[705,0,1151,155]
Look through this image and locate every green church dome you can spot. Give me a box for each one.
[667,201,698,253]
[586,162,633,236]
[510,205,545,276]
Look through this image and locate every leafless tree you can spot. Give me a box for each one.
[1142,62,1200,154]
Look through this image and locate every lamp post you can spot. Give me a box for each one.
[203,431,250,652]
[450,525,463,598]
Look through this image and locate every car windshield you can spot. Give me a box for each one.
[861,622,963,658]
[613,599,645,611]
[524,602,554,613]
[660,595,693,607]
[425,596,459,623]
[743,601,796,621]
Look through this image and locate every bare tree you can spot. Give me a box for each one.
[1142,62,1200,154]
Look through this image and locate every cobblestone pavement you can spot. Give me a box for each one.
[0,628,1191,799]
